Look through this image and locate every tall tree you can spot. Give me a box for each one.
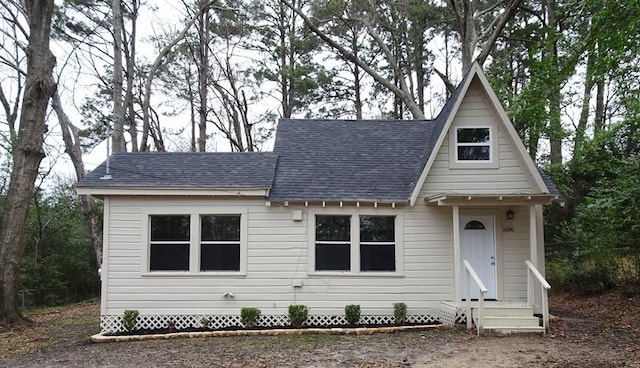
[111,0,126,152]
[0,0,56,323]
[51,91,103,268]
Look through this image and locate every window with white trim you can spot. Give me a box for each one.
[200,215,241,271]
[360,216,395,271]
[147,213,244,273]
[149,215,190,271]
[313,214,398,273]
[315,215,351,271]
[455,127,491,161]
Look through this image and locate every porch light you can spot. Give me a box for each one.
[506,210,515,220]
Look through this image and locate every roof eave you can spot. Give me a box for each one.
[425,193,560,206]
[75,186,271,197]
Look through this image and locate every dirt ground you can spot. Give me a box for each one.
[1,290,639,368]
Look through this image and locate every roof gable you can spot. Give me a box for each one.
[408,63,550,205]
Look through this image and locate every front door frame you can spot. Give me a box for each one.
[452,206,504,302]
[459,214,497,300]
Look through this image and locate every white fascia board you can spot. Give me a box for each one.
[75,187,270,197]
[408,63,478,206]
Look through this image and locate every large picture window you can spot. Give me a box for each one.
[360,216,396,271]
[313,214,398,273]
[149,215,190,271]
[200,215,241,271]
[315,215,351,271]
[146,212,245,274]
[456,127,491,161]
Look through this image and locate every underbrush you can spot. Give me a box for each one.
[547,254,640,295]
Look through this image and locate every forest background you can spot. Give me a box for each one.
[0,0,639,322]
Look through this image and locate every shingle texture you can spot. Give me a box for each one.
[77,152,278,188]
[267,119,441,202]
[537,167,563,197]
[78,66,559,201]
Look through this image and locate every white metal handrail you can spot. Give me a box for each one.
[525,260,551,332]
[463,259,488,336]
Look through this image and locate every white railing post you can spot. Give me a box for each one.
[463,260,488,336]
[525,260,551,333]
[466,268,471,329]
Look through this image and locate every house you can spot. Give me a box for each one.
[77,64,560,335]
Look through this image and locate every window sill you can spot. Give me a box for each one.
[449,161,498,169]
[142,271,247,278]
[307,271,404,278]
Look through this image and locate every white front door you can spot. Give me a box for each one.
[460,215,497,300]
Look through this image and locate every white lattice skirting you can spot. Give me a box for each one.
[101,314,440,333]
[438,302,466,326]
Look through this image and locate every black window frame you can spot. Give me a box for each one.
[149,215,191,271]
[313,214,398,273]
[455,127,492,162]
[314,215,351,271]
[200,215,241,272]
[359,216,396,272]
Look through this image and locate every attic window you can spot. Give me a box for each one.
[456,127,491,161]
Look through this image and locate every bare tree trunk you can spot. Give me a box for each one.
[574,50,594,154]
[51,91,103,268]
[140,0,214,151]
[594,77,605,135]
[0,0,56,323]
[348,26,364,119]
[546,0,563,164]
[197,2,210,152]
[111,0,126,152]
[123,0,139,152]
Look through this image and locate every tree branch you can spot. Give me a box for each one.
[280,0,425,119]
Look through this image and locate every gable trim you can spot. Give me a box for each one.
[409,63,549,206]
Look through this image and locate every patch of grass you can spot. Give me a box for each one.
[0,299,99,359]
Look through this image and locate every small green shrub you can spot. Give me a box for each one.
[344,304,361,325]
[288,304,309,328]
[393,303,407,325]
[122,309,139,332]
[240,307,262,327]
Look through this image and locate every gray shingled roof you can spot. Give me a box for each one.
[77,152,278,189]
[267,119,440,202]
[537,167,564,198]
[78,66,561,202]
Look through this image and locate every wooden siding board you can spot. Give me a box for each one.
[419,83,536,198]
[103,197,465,315]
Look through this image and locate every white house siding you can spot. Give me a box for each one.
[103,196,456,319]
[420,81,536,197]
[500,206,531,300]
